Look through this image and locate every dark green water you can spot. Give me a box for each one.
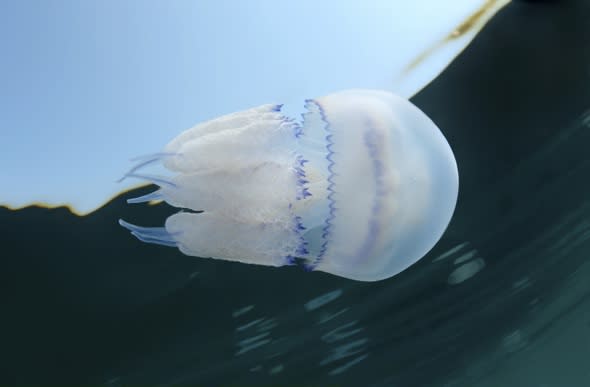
[3,1,590,385]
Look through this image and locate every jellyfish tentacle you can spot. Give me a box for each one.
[119,219,179,247]
[127,190,163,204]
[116,152,178,183]
[123,173,177,188]
[129,152,178,162]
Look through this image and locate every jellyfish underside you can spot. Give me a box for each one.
[119,89,458,281]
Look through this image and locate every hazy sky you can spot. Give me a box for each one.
[0,0,501,213]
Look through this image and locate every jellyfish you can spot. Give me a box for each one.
[119,89,458,281]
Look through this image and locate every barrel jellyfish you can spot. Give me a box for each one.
[119,89,458,281]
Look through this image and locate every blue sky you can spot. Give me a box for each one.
[0,0,505,214]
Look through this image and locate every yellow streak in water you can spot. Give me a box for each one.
[0,182,152,217]
[403,0,511,75]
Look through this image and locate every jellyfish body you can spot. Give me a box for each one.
[119,89,458,281]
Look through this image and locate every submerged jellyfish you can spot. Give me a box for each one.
[119,89,458,281]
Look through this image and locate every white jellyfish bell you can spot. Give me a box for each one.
[119,89,458,281]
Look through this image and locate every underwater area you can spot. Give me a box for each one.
[2,1,590,386]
